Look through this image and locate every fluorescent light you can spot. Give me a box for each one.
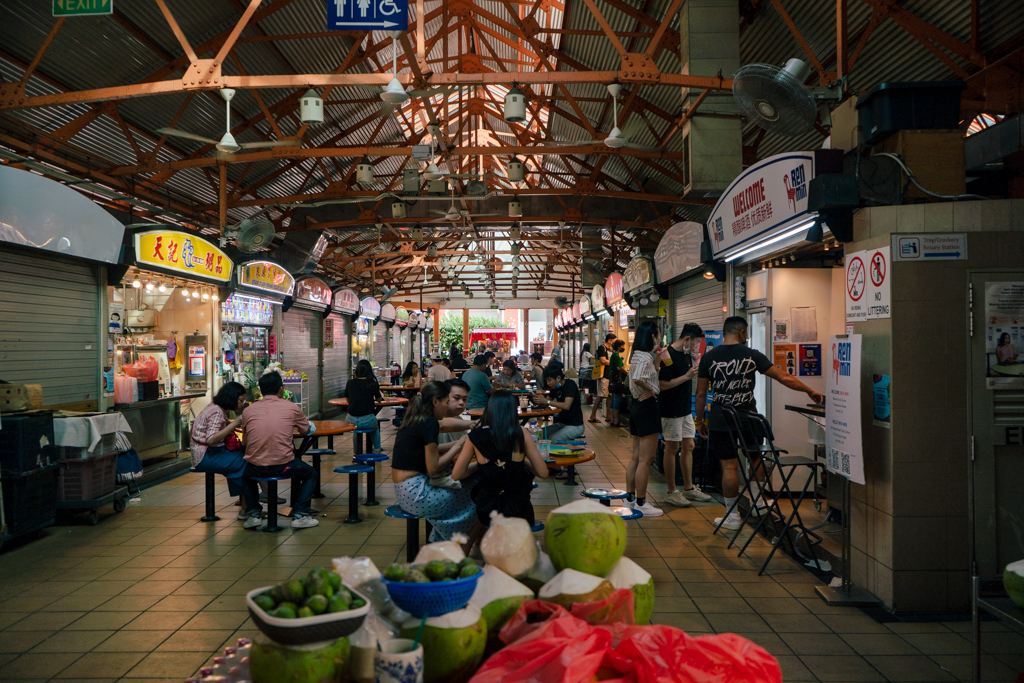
[723,218,818,263]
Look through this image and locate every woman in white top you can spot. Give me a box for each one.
[579,342,593,369]
[625,321,664,518]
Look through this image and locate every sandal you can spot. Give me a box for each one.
[588,419,600,423]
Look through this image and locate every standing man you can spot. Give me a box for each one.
[695,316,823,530]
[660,323,713,507]
[462,355,493,410]
[588,333,616,423]
[549,338,565,366]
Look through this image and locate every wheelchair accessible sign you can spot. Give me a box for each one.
[328,0,408,30]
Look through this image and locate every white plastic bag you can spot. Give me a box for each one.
[413,532,468,564]
[480,512,538,577]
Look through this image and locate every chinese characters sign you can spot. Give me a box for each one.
[240,260,295,297]
[134,230,232,283]
[605,273,624,306]
[826,335,864,485]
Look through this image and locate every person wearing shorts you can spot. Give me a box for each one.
[588,334,615,423]
[624,322,663,518]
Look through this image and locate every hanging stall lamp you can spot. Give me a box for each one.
[411,223,424,240]
[509,223,521,240]
[132,276,142,289]
[392,202,406,219]
[509,201,522,218]
[506,157,525,182]
[504,86,527,123]
[300,89,323,124]
[427,245,437,257]
[355,157,374,184]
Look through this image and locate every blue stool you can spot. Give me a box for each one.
[607,506,643,520]
[392,406,407,428]
[532,482,538,489]
[352,427,376,456]
[335,464,374,524]
[386,505,425,562]
[190,470,220,522]
[531,521,545,532]
[352,454,388,506]
[251,475,294,532]
[582,487,628,507]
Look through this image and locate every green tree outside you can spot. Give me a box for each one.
[438,314,513,354]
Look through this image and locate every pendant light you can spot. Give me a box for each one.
[158,280,167,293]
[509,222,521,240]
[392,202,406,219]
[506,157,525,182]
[145,280,155,291]
[299,89,323,124]
[508,201,522,217]
[355,157,373,184]
[132,275,142,289]
[427,245,437,258]
[504,85,527,123]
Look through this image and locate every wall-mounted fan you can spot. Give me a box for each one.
[227,218,276,252]
[158,89,296,155]
[732,58,843,137]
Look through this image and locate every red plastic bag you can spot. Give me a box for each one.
[570,588,636,626]
[475,600,782,683]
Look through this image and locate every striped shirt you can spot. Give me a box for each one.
[190,403,228,466]
[628,351,660,399]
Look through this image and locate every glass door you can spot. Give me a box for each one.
[747,309,771,421]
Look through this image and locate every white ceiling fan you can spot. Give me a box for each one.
[157,89,296,155]
[363,33,453,115]
[427,184,501,222]
[545,84,664,151]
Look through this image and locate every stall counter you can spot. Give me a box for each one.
[115,393,205,460]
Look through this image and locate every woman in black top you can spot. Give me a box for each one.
[392,381,479,543]
[453,391,548,526]
[344,359,384,452]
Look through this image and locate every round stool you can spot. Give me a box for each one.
[334,464,374,524]
[352,453,388,506]
[351,427,377,455]
[608,506,643,520]
[531,521,545,532]
[385,505,424,562]
[189,469,220,522]
[582,487,628,507]
[250,475,293,532]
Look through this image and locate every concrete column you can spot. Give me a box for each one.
[462,308,469,352]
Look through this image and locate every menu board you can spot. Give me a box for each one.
[221,294,274,326]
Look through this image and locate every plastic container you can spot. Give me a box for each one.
[1,464,59,536]
[381,571,482,618]
[58,452,117,501]
[0,411,56,474]
[55,434,118,460]
[245,585,371,646]
[856,81,965,146]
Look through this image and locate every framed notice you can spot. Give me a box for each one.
[826,335,864,484]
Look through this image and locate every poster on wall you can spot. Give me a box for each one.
[845,246,891,321]
[798,343,822,376]
[791,307,817,343]
[984,282,1024,389]
[774,344,797,376]
[826,334,864,485]
[324,318,334,348]
[773,318,790,344]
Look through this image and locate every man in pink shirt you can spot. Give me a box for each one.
[240,372,318,529]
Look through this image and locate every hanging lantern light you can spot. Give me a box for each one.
[509,222,521,240]
[506,157,525,182]
[427,245,437,257]
[504,85,527,123]
[299,89,323,124]
[355,157,373,184]
[508,201,522,218]
[411,223,423,240]
[392,202,406,219]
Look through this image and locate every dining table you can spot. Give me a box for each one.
[546,448,596,486]
[467,406,560,425]
[292,420,356,509]
[327,396,410,451]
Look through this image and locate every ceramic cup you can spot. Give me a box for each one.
[374,638,423,683]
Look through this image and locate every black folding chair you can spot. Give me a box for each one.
[712,406,773,542]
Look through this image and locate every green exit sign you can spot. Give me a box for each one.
[53,0,112,16]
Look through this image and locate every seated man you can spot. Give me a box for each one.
[462,355,493,410]
[240,372,318,529]
[533,365,585,442]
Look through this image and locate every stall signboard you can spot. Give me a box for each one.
[324,318,335,348]
[295,277,332,307]
[623,258,653,294]
[408,311,421,329]
[591,285,608,315]
[655,221,704,283]
[425,315,433,331]
[706,151,815,259]
[394,306,410,327]
[380,303,396,323]
[826,334,864,485]
[332,287,360,316]
[268,334,277,355]
[359,297,381,320]
[845,246,891,321]
[579,295,593,321]
[571,302,581,324]
[134,230,232,283]
[221,293,274,326]
[239,260,294,296]
[605,273,624,306]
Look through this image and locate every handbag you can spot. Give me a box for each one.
[224,431,243,451]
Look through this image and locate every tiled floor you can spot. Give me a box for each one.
[1,418,1021,682]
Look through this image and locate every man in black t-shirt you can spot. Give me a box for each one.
[695,316,823,530]
[588,333,616,423]
[659,323,713,508]
[534,365,585,442]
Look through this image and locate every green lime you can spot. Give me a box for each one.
[305,573,326,598]
[407,568,429,583]
[322,583,334,598]
[253,594,276,613]
[282,579,305,604]
[424,560,448,582]
[326,571,342,590]
[277,601,298,613]
[304,594,328,615]
[327,594,349,613]
[272,606,297,619]
[297,606,315,619]
[337,587,353,603]
[383,563,407,581]
[458,563,482,579]
[442,560,459,579]
[350,598,365,609]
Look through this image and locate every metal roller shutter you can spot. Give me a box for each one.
[322,313,350,406]
[373,322,388,369]
[0,248,99,407]
[672,276,726,337]
[401,328,411,368]
[282,308,322,416]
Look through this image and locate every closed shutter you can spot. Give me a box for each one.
[672,276,725,337]
[282,308,322,416]
[373,322,388,369]
[401,329,411,368]
[322,313,350,407]
[0,248,99,407]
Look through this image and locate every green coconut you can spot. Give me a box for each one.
[249,632,350,683]
[469,565,535,654]
[545,499,626,577]
[607,556,655,624]
[400,604,487,683]
[1004,559,1024,609]
[538,568,614,611]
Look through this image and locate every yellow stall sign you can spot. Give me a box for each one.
[134,230,232,283]
[240,260,295,297]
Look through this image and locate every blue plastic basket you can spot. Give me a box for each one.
[381,571,482,618]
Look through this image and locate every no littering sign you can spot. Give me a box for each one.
[846,246,890,322]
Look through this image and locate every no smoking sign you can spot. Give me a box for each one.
[846,246,890,321]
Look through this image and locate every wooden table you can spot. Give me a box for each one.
[546,448,596,486]
[380,385,422,394]
[468,406,560,425]
[294,420,356,500]
[327,397,409,409]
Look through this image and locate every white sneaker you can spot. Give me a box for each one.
[243,512,266,529]
[291,514,320,529]
[624,497,635,509]
[715,514,742,530]
[663,490,692,507]
[682,486,713,502]
[748,501,771,517]
[633,501,664,517]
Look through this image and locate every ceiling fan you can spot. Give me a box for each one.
[362,33,452,115]
[157,89,296,155]
[427,184,501,223]
[545,84,664,151]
